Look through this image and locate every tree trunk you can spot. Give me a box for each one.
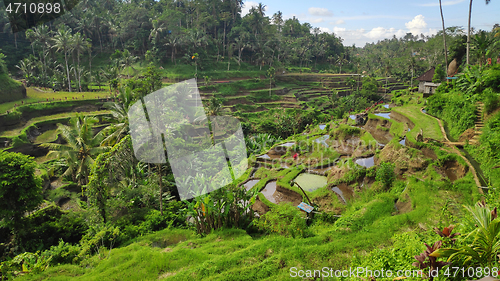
[467,0,473,65]
[439,0,449,74]
[64,52,72,92]
[77,51,82,91]
[72,55,78,91]
[158,164,163,216]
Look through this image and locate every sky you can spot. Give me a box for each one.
[241,0,500,47]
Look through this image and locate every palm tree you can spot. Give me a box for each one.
[16,59,34,82]
[165,36,181,64]
[72,32,88,91]
[102,65,119,91]
[467,0,473,65]
[42,114,109,186]
[467,0,493,65]
[101,88,134,146]
[120,49,138,79]
[149,19,165,47]
[25,29,36,56]
[52,26,74,92]
[439,0,449,74]
[33,25,51,82]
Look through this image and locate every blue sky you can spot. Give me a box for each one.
[241,0,500,47]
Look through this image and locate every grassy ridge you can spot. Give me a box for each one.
[0,73,25,103]
[19,174,479,281]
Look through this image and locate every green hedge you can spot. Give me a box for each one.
[0,73,25,103]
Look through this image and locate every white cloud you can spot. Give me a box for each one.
[405,15,427,34]
[335,15,412,21]
[364,27,405,40]
[417,0,465,7]
[310,18,324,23]
[405,15,438,36]
[308,7,333,17]
[318,27,331,33]
[335,19,345,25]
[241,1,258,17]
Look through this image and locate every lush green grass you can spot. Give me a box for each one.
[392,105,443,141]
[35,129,59,144]
[0,73,25,103]
[20,174,479,281]
[0,88,111,114]
[0,111,110,137]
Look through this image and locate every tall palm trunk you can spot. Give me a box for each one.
[72,55,78,91]
[64,52,72,92]
[467,0,473,65]
[439,0,449,74]
[158,164,163,216]
[77,51,82,91]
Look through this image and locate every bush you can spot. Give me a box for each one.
[253,202,310,238]
[79,225,124,257]
[376,162,396,189]
[41,239,81,265]
[0,251,51,278]
[16,205,87,253]
[483,88,499,114]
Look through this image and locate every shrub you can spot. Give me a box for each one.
[254,202,310,238]
[79,225,124,258]
[41,239,81,265]
[483,88,499,114]
[0,251,51,278]
[376,162,396,189]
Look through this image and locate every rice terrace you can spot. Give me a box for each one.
[0,0,499,280]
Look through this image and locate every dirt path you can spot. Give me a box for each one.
[420,107,485,190]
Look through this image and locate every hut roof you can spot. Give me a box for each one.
[416,67,435,82]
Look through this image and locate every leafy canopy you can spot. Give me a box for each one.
[0,151,43,228]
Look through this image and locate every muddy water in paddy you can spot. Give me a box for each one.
[355,156,375,168]
[244,179,260,191]
[315,135,330,147]
[294,173,328,192]
[374,112,391,119]
[257,153,282,160]
[278,142,296,147]
[261,181,278,203]
[331,183,353,204]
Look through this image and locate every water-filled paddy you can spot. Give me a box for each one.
[260,181,278,203]
[374,112,391,119]
[314,135,330,147]
[294,173,328,192]
[244,179,260,191]
[355,156,375,168]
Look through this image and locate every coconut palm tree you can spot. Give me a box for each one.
[439,0,449,74]
[120,49,138,79]
[52,26,74,92]
[42,114,109,186]
[101,88,135,146]
[165,36,181,64]
[467,0,493,65]
[72,32,88,91]
[33,25,51,82]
